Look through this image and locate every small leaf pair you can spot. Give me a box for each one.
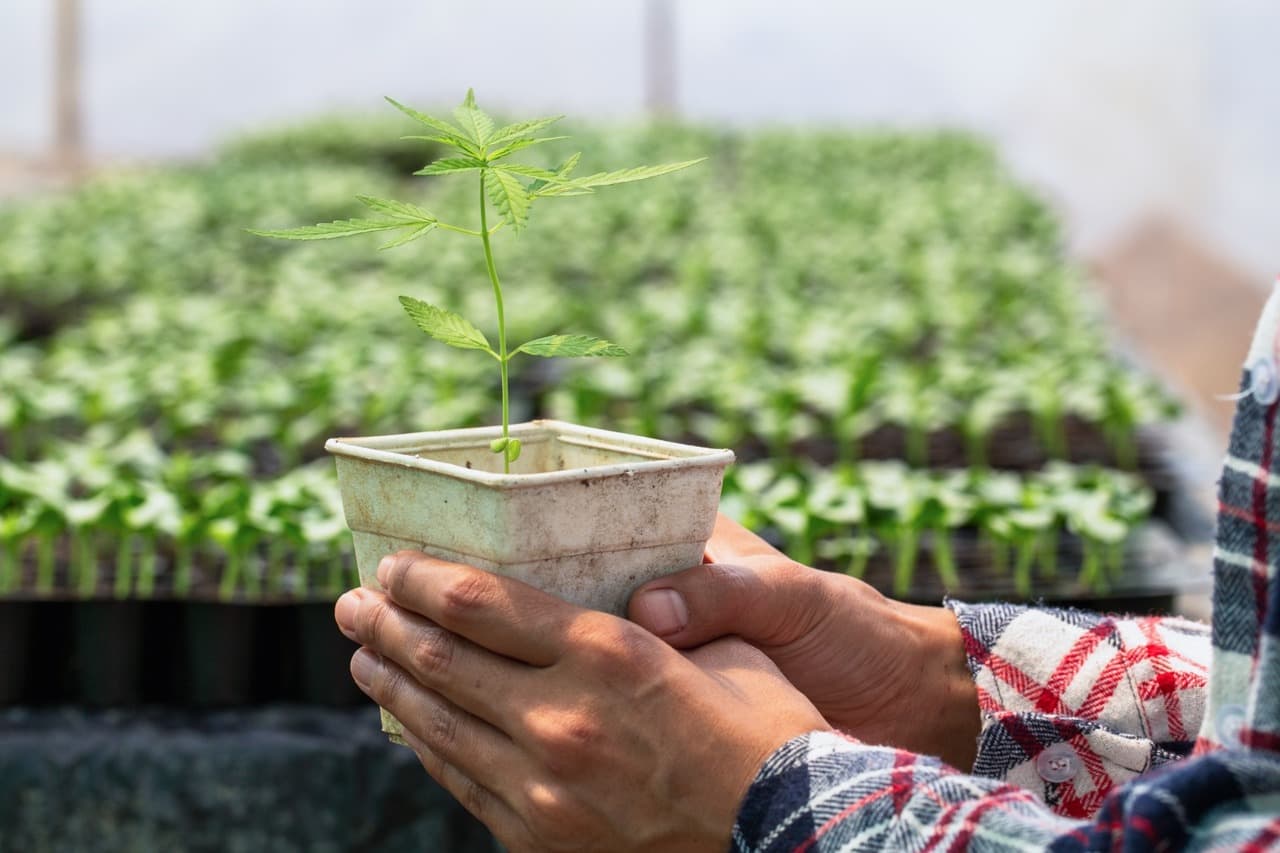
[489,436,522,465]
[398,296,629,361]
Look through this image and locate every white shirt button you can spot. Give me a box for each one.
[1250,357,1280,405]
[1034,742,1079,784]
[1216,704,1247,748]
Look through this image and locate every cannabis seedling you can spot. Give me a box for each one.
[251,90,703,472]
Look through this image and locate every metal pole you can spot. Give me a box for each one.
[53,0,84,174]
[644,0,677,118]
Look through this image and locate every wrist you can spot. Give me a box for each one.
[886,599,981,770]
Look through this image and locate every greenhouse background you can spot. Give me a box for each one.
[1,1,1277,849]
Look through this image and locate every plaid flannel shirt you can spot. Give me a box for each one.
[732,282,1280,852]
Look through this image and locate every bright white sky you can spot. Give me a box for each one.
[2,0,1276,280]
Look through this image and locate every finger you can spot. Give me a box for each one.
[375,551,578,665]
[683,635,785,676]
[703,513,784,563]
[628,558,825,649]
[350,646,532,811]
[682,638,822,719]
[402,731,528,847]
[346,587,531,729]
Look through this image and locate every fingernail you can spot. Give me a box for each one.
[334,589,363,640]
[377,555,394,587]
[351,647,379,691]
[634,588,688,637]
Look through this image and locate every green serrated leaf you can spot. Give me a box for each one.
[486,135,570,162]
[414,156,486,176]
[379,223,436,250]
[248,219,412,241]
[515,335,629,358]
[399,295,492,352]
[490,163,566,181]
[384,97,479,156]
[401,133,468,147]
[356,195,436,222]
[530,183,595,198]
[556,152,582,176]
[486,116,564,149]
[385,96,463,135]
[485,168,532,232]
[453,89,496,146]
[570,158,706,189]
[528,152,583,195]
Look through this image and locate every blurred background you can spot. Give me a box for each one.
[1,1,1275,850]
[4,0,1277,434]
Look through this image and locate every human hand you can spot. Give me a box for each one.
[334,551,829,853]
[628,513,980,769]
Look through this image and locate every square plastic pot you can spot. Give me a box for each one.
[325,419,734,742]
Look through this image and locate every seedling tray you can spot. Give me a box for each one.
[0,597,363,709]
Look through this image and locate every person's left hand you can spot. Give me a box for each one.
[334,551,829,853]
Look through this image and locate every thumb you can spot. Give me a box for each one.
[628,559,817,650]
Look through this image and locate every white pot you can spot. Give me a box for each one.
[325,419,734,741]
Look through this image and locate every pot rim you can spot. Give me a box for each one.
[325,419,734,489]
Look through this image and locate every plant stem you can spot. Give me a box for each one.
[175,541,194,597]
[75,529,96,598]
[1014,535,1036,597]
[893,527,919,597]
[789,530,814,569]
[8,421,26,463]
[114,534,133,599]
[906,421,927,467]
[266,536,287,596]
[36,533,54,594]
[1039,527,1059,579]
[837,430,859,466]
[985,529,1009,575]
[847,536,871,579]
[244,537,262,600]
[1109,423,1138,470]
[964,427,988,469]
[1079,540,1108,593]
[478,172,511,473]
[0,539,16,593]
[327,554,344,598]
[1106,540,1125,579]
[219,546,241,601]
[137,537,158,598]
[932,526,959,589]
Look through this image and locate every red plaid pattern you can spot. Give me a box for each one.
[947,602,1210,816]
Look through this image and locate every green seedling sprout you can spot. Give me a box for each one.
[125,484,181,598]
[251,90,704,473]
[0,515,18,594]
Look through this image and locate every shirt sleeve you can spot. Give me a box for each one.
[732,731,1280,852]
[944,600,1211,817]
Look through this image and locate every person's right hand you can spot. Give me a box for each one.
[627,513,981,769]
